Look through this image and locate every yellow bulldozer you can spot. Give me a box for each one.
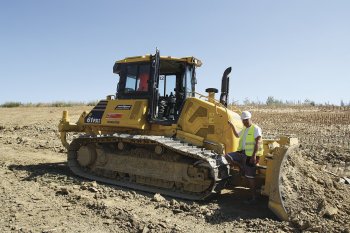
[58,49,298,220]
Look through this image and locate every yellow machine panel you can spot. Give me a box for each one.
[177,97,242,154]
[102,99,149,129]
[82,99,149,130]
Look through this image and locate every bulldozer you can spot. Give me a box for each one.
[58,49,298,220]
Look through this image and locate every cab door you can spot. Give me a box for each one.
[148,49,160,121]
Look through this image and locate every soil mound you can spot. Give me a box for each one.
[281,150,350,232]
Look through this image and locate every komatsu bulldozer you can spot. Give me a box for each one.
[58,50,298,220]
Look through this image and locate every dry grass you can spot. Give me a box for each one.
[0,101,98,108]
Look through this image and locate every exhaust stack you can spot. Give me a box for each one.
[220,67,232,107]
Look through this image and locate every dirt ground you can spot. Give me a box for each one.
[0,106,349,232]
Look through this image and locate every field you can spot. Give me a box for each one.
[250,105,350,167]
[0,106,349,232]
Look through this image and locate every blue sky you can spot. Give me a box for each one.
[0,1,349,105]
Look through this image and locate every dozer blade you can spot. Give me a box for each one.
[262,144,299,221]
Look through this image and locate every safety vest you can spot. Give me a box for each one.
[237,124,263,157]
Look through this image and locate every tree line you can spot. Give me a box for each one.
[236,96,350,107]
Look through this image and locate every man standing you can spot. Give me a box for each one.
[225,111,263,203]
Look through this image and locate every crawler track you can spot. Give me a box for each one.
[67,133,230,200]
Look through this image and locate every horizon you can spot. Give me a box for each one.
[1,96,349,107]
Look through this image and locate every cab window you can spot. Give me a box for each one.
[186,66,194,97]
[159,74,176,97]
[125,65,137,92]
[124,64,150,93]
[136,65,150,92]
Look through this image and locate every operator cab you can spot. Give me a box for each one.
[113,50,201,124]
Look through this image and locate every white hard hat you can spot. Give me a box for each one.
[241,111,252,120]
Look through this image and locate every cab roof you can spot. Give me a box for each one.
[115,55,202,67]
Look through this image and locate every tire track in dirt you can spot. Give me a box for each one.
[0,144,292,232]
